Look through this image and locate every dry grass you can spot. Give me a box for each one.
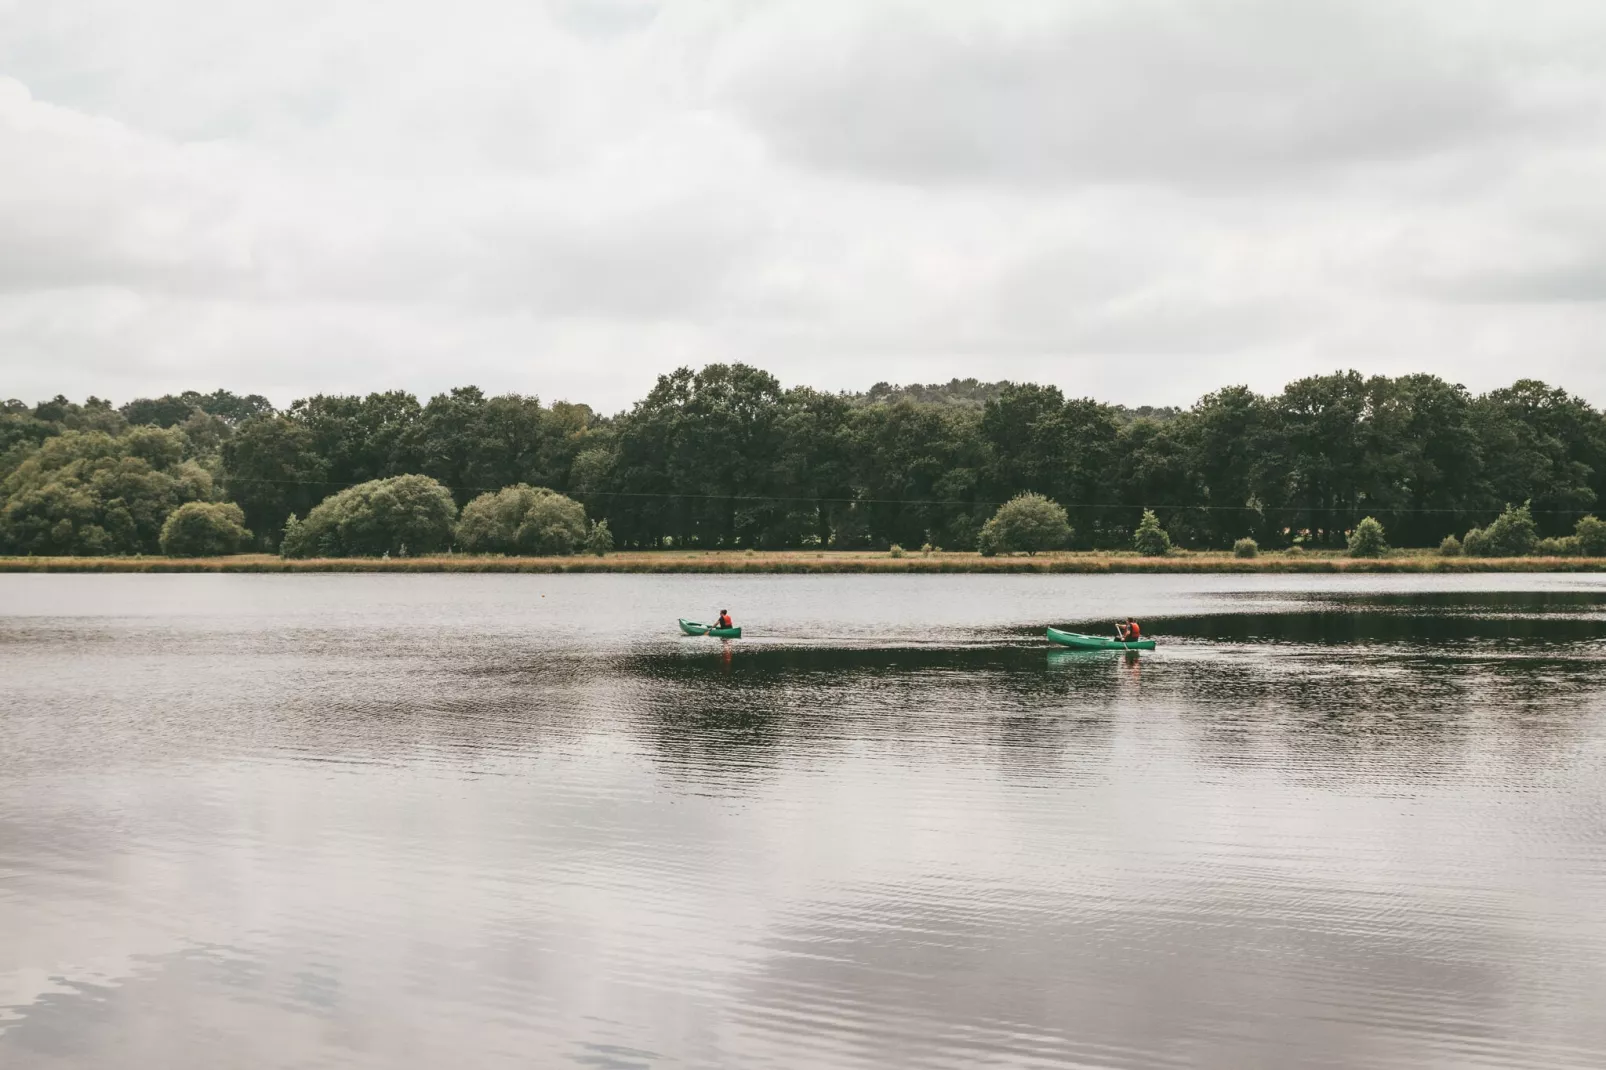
[2,550,1603,573]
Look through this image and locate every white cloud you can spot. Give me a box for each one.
[1,0,1605,410]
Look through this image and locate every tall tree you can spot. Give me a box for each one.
[1116,418,1200,545]
[608,364,786,548]
[979,386,1125,544]
[850,400,984,549]
[1274,372,1372,545]
[1472,380,1603,534]
[1177,385,1279,547]
[773,387,855,548]
[291,391,422,493]
[221,416,327,545]
[1364,375,1482,546]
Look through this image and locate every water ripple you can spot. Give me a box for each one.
[2,574,1605,1068]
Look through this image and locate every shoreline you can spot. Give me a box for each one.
[2,551,1603,574]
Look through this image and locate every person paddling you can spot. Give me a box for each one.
[1115,617,1142,643]
[716,609,734,630]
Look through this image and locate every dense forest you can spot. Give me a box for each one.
[3,366,1605,555]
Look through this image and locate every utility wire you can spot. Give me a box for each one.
[213,474,1599,516]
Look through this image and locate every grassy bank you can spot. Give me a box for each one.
[2,550,1604,574]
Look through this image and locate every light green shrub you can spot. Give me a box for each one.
[978,493,1072,555]
[159,501,251,556]
[1132,509,1171,557]
[282,475,457,558]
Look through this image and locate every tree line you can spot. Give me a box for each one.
[3,367,1605,556]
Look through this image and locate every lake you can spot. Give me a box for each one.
[2,573,1605,1069]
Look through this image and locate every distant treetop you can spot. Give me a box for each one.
[121,390,274,428]
[854,379,1007,409]
[850,378,1177,422]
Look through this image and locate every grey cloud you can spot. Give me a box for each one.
[461,193,770,320]
[720,0,1600,190]
[1416,251,1606,305]
[547,0,661,40]
[0,76,768,323]
[1474,265,1606,304]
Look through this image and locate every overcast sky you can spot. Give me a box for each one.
[3,0,1606,412]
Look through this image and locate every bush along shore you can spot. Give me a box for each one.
[3,550,1603,573]
[4,490,1603,573]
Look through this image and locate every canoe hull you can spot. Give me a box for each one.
[1046,626,1154,651]
[679,618,742,639]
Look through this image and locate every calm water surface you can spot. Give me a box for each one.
[2,573,1605,1068]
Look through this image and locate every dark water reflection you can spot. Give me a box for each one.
[2,574,1605,1069]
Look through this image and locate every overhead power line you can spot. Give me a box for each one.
[213,474,1597,516]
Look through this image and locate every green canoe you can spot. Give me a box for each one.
[679,618,742,639]
[1046,626,1155,651]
